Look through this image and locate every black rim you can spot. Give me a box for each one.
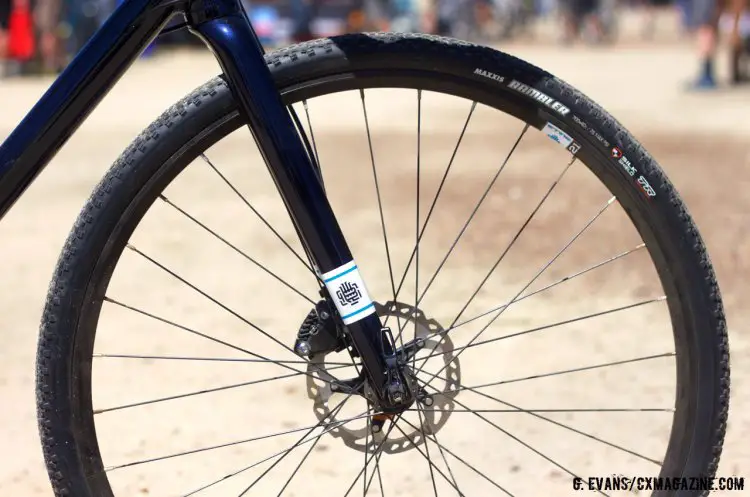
[58,70,703,496]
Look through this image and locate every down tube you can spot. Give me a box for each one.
[0,0,178,220]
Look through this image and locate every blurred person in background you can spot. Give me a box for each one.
[363,0,391,30]
[689,0,722,88]
[2,0,36,76]
[559,0,605,43]
[290,0,315,42]
[634,0,676,40]
[1,0,68,77]
[428,0,477,37]
[725,0,750,83]
[64,0,113,57]
[428,0,459,36]
[1,0,9,75]
[688,0,748,88]
[638,0,659,39]
[386,0,418,32]
[34,0,62,73]
[290,0,390,43]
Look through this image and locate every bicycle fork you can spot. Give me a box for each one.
[186,0,412,410]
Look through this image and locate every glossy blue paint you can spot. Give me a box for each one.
[0,0,177,219]
[0,0,392,402]
[190,6,391,394]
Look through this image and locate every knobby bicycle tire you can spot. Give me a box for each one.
[36,33,729,497]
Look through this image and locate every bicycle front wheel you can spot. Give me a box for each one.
[37,33,729,497]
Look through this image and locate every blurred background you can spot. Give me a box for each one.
[0,0,748,83]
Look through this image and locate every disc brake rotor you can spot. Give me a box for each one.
[306,301,461,454]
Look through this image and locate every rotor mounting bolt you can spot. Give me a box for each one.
[421,395,434,407]
[295,341,312,357]
[370,414,389,434]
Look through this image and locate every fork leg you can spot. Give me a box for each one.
[186,0,395,403]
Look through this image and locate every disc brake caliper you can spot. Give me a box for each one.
[294,300,349,359]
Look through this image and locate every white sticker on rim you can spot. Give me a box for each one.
[542,122,573,148]
[321,261,376,325]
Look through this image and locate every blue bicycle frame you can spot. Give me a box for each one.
[0,0,396,404]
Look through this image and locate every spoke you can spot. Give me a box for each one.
[417,404,462,496]
[289,102,326,194]
[440,352,676,392]
[415,196,619,387]
[376,463,385,497]
[449,157,576,327]
[360,89,401,345]
[432,381,665,465]
[416,297,666,364]
[237,395,357,497]
[416,402,440,497]
[125,244,303,361]
[302,100,321,169]
[104,297,302,372]
[93,353,349,366]
[105,411,371,472]
[200,154,313,274]
[275,417,331,496]
[422,384,608,497]
[344,415,404,497]
[399,415,513,497]
[363,405,371,497]
[183,396,357,496]
[385,101,477,331]
[103,296,340,386]
[407,123,531,317]
[362,443,386,496]
[410,408,673,413]
[94,367,346,415]
[159,194,314,305]
[414,89,422,369]
[452,243,646,330]
[390,420,466,496]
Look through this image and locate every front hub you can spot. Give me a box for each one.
[292,299,422,412]
[301,300,461,454]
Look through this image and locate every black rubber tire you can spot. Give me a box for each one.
[36,33,729,497]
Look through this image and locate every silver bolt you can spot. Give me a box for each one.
[421,396,434,407]
[371,424,382,434]
[295,341,311,357]
[319,310,329,320]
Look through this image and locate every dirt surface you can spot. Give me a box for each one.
[1,12,749,497]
